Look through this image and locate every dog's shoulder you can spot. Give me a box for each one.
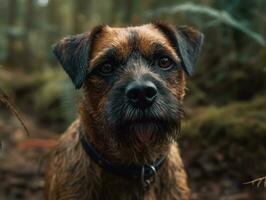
[168,143,183,165]
[45,119,97,199]
[155,143,190,199]
[50,118,87,161]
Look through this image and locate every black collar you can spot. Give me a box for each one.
[80,132,167,182]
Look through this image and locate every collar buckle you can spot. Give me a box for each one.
[141,165,157,191]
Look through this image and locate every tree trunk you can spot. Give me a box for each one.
[124,0,133,23]
[73,0,91,34]
[23,0,34,69]
[6,0,18,67]
[109,0,123,25]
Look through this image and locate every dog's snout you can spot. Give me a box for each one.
[126,80,157,108]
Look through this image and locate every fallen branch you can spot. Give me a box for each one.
[0,88,29,136]
[243,176,266,188]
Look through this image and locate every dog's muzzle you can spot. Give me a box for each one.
[106,74,182,144]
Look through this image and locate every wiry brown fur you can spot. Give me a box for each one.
[45,23,196,200]
[45,119,189,200]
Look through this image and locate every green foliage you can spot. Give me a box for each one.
[34,69,65,110]
[33,68,81,123]
[148,2,265,46]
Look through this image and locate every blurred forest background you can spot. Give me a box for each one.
[0,0,266,199]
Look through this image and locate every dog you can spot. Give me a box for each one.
[44,22,204,200]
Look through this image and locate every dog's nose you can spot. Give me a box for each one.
[126,80,157,108]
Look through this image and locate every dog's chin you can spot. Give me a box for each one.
[113,119,177,146]
[128,121,158,144]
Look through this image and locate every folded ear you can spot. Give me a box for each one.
[176,26,204,76]
[153,22,204,76]
[53,33,90,89]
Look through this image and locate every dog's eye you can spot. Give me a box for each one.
[157,56,173,70]
[98,63,114,75]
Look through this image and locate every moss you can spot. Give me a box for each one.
[182,95,266,151]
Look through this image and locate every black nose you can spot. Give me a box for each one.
[126,80,157,108]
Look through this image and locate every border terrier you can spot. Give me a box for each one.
[45,22,204,200]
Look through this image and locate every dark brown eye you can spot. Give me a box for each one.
[99,63,114,75]
[158,56,173,70]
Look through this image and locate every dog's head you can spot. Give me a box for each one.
[53,22,203,153]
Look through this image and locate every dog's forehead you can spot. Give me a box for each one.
[90,24,175,60]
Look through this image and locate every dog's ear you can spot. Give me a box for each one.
[176,26,204,76]
[53,33,90,89]
[153,22,204,76]
[53,25,105,89]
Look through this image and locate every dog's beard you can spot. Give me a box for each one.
[105,93,183,148]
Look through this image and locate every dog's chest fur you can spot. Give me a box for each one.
[45,120,189,200]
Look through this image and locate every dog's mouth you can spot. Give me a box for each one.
[136,131,153,143]
[132,120,159,141]
[116,118,171,144]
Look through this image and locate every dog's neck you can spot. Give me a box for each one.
[78,109,171,194]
